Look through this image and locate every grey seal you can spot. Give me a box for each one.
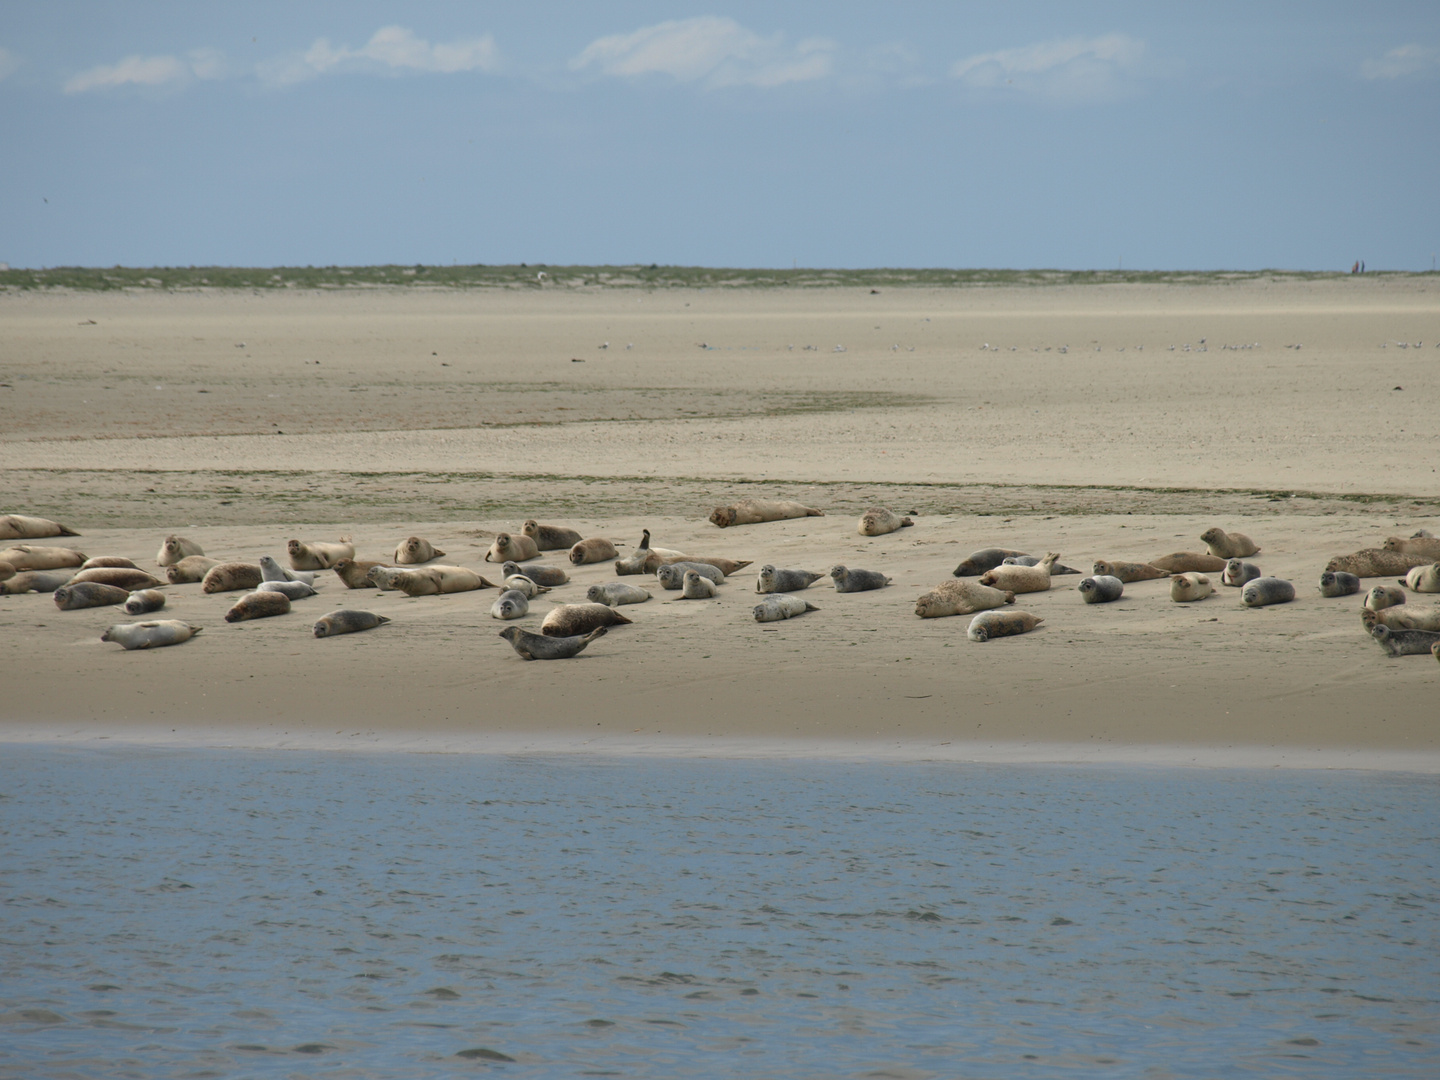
[755,565,823,593]
[101,620,202,650]
[258,579,318,600]
[1241,577,1296,607]
[499,624,607,660]
[1370,624,1440,657]
[681,570,717,599]
[830,565,891,592]
[586,582,649,606]
[1318,571,1362,597]
[260,555,318,585]
[1403,564,1440,592]
[753,594,819,622]
[658,562,724,590]
[952,548,1027,577]
[541,603,632,636]
[502,560,568,586]
[967,610,1044,641]
[122,589,167,615]
[54,582,130,610]
[1221,560,1262,587]
[489,589,530,620]
[313,609,390,637]
[224,591,292,621]
[1077,575,1124,603]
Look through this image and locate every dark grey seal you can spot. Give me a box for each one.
[830,565,891,592]
[499,625,607,660]
[1370,624,1440,657]
[1318,571,1361,597]
[313,609,390,637]
[756,565,824,593]
[952,548,1027,577]
[501,560,568,587]
[1077,575,1124,603]
[1241,577,1296,607]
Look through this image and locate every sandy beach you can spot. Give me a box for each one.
[2,278,1437,767]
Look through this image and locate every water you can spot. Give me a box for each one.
[1,747,1437,1078]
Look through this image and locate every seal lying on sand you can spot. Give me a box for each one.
[288,538,354,571]
[123,589,166,615]
[614,529,686,574]
[167,556,221,584]
[1325,549,1431,578]
[541,603,632,637]
[1,569,76,594]
[225,591,291,622]
[81,556,139,570]
[522,520,584,551]
[506,574,550,599]
[0,545,86,571]
[858,508,913,536]
[1152,552,1227,574]
[1403,564,1440,592]
[1318,571,1361,597]
[1362,605,1440,632]
[1383,533,1440,559]
[981,553,1059,594]
[501,560,568,587]
[202,563,264,594]
[570,538,620,565]
[753,594,819,622]
[1222,560,1262,587]
[54,582,130,610]
[485,533,539,563]
[1364,585,1406,611]
[156,534,203,566]
[0,514,79,540]
[368,566,494,596]
[1170,572,1215,602]
[681,570,717,599]
[709,499,824,528]
[1077,575,1124,603]
[952,548,1027,577]
[332,558,386,589]
[101,620,201,650]
[1241,577,1295,607]
[489,589,530,620]
[967,610,1043,641]
[261,556,317,585]
[658,562,724,590]
[830,566,891,592]
[313,609,390,637]
[499,625,607,660]
[1200,527,1260,559]
[1370,624,1440,657]
[756,566,824,593]
[1092,559,1168,583]
[915,580,1014,618]
[587,582,650,606]
[1001,555,1082,575]
[70,567,163,591]
[258,579,317,600]
[394,536,445,564]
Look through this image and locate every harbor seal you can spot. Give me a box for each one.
[501,561,568,586]
[658,562,724,590]
[485,532,539,563]
[122,589,167,615]
[1382,534,1440,559]
[914,580,1014,618]
[1077,575,1124,603]
[0,561,13,583]
[54,582,130,610]
[753,594,819,621]
[369,565,494,596]
[1092,559,1168,583]
[489,589,530,620]
[981,552,1059,593]
[313,609,390,637]
[1222,560,1262,587]
[1325,549,1431,578]
[1151,552,1227,574]
[80,556,140,570]
[952,548,1027,577]
[1361,605,1440,632]
[709,499,824,528]
[167,556,221,584]
[541,603,632,637]
[287,538,354,571]
[569,537,620,565]
[155,535,204,566]
[0,545,87,571]
[1241,577,1296,607]
[756,565,824,593]
[1369,624,1440,658]
[258,579,318,600]
[1403,563,1440,592]
[858,507,913,536]
[259,555,317,585]
[0,569,76,594]
[395,536,445,564]
[614,529,685,574]
[681,570,717,599]
[0,514,79,540]
[1364,585,1406,611]
[522,520,584,551]
[967,610,1044,641]
[202,563,264,594]
[1318,571,1361,597]
[587,582,649,606]
[1200,527,1260,559]
[225,591,291,621]
[101,619,201,650]
[332,558,386,589]
[830,565,891,593]
[1169,572,1215,602]
[499,625,607,660]
[70,567,163,591]
[1001,555,1082,575]
[506,574,550,598]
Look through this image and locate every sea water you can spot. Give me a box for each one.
[0,747,1436,1078]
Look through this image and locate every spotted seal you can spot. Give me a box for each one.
[709,499,824,528]
[0,514,79,540]
[1077,575,1124,603]
[101,620,202,650]
[167,556,222,584]
[80,556,140,570]
[1370,624,1440,658]
[395,536,445,564]
[258,579,318,600]
[981,553,1059,594]
[914,580,1014,618]
[156,535,204,566]
[1361,605,1440,632]
[54,582,130,610]
[753,594,819,622]
[1221,560,1261,587]
[368,565,495,596]
[1403,563,1440,592]
[225,591,291,621]
[858,507,913,536]
[70,567,163,591]
[1170,572,1215,602]
[658,562,724,590]
[522,520,584,551]
[569,538,620,565]
[1325,549,1431,578]
[0,545,87,571]
[1241,577,1295,607]
[499,624,607,660]
[1152,552,1227,574]
[967,610,1044,641]
[202,563,264,594]
[501,560,568,587]
[587,582,650,606]
[1092,559,1169,583]
[1382,533,1440,559]
[332,558,386,589]
[681,570,717,599]
[485,532,539,563]
[755,565,823,593]
[1318,571,1361,597]
[952,548,1027,577]
[287,537,354,571]
[1364,585,1406,611]
[489,589,530,620]
[1200,527,1261,559]
[541,603,631,637]
[122,589,167,615]
[313,609,390,637]
[830,566,891,593]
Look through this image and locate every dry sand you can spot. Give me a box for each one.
[2,279,1437,768]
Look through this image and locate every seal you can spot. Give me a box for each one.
[1364,585,1406,611]
[981,553,1059,594]
[287,537,354,571]
[258,579,318,600]
[1362,605,1440,632]
[681,570,718,599]
[332,558,387,589]
[1318,571,1361,597]
[259,556,318,585]
[1403,563,1440,592]
[0,514,79,540]
[489,589,530,620]
[0,561,14,583]
[368,565,495,596]
[1382,534,1440,559]
[1200,527,1261,559]
[658,562,724,590]
[1370,624,1440,658]
[967,610,1044,641]
[1222,560,1262,587]
[1077,575,1124,603]
[569,538,620,565]
[587,582,650,606]
[830,566,891,593]
[753,594,819,622]
[755,565,823,593]
[1151,552,1227,574]
[395,536,445,564]
[499,625,607,660]
[501,560,568,587]
[313,609,390,638]
[70,567,163,591]
[101,619,201,650]
[1169,572,1215,602]
[952,548,1027,577]
[225,591,292,621]
[155,535,204,566]
[0,545,87,571]
[709,499,825,528]
[1325,549,1431,578]
[485,533,540,564]
[858,507,913,536]
[914,580,1014,618]
[614,529,685,574]
[505,574,550,598]
[522,520,584,551]
[541,603,632,637]
[0,569,76,594]
[1091,559,1169,583]
[81,556,140,570]
[202,563,264,594]
[122,589,167,615]
[167,556,222,584]
[1001,556,1083,575]
[54,582,130,610]
[1241,577,1296,607]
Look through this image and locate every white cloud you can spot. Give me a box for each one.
[950,33,1146,100]
[571,16,836,89]
[0,46,20,81]
[1361,44,1440,80]
[264,25,500,86]
[63,49,228,93]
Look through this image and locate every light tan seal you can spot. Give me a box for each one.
[1361,605,1440,632]
[485,532,540,563]
[1364,585,1406,611]
[167,556,222,584]
[586,582,649,606]
[1152,552,1227,574]
[681,570,718,599]
[0,561,14,583]
[522,520,583,551]
[368,565,495,596]
[54,582,130,609]
[333,558,388,589]
[1200,527,1260,559]
[499,625,607,660]
[1382,533,1440,559]
[101,620,201,649]
[314,609,390,637]
[225,591,292,621]
[541,603,632,637]
[914,580,1014,618]
[1,569,76,594]
[70,567,163,591]
[1325,549,1431,578]
[1170,572,1215,602]
[980,553,1058,594]
[1403,563,1440,592]
[753,594,819,622]
[80,556,140,570]
[858,507,913,536]
[1092,559,1169,583]
[0,545,87,571]
[202,562,265,593]
[967,610,1044,641]
[287,537,354,571]
[123,589,167,615]
[156,535,204,566]
[569,538,620,565]
[394,536,445,564]
[709,499,824,528]
[0,514,79,540]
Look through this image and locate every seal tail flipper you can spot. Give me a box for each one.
[804,602,820,612]
[730,561,752,571]
[58,525,80,536]
[375,616,390,625]
[1004,591,1016,604]
[582,626,609,644]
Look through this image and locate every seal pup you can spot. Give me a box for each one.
[287,538,354,571]
[981,553,1059,594]
[123,589,167,615]
[507,574,551,599]
[167,556,221,584]
[967,610,1044,641]
[489,589,530,620]
[485,532,539,563]
[0,514,79,540]
[395,536,445,564]
[914,580,1014,618]
[332,558,387,589]
[313,610,390,638]
[502,560,568,587]
[1318,571,1362,597]
[1222,560,1262,587]
[1241,577,1296,607]
[1001,555,1082,575]
[0,545,87,571]
[1325,549,1431,578]
[54,582,130,610]
[1151,552,1227,574]
[587,582,649,606]
[70,567,163,591]
[753,594,819,622]
[1382,534,1440,559]
[259,556,318,585]
[156,535,204,566]
[1364,585,1406,611]
[681,570,718,599]
[1,569,76,594]
[756,565,824,593]
[1077,575,1124,603]
[858,507,913,536]
[102,620,202,650]
[569,538,620,565]
[952,548,1027,577]
[499,625,606,660]
[202,563,264,594]
[80,556,140,570]
[1369,624,1440,658]
[541,603,631,637]
[830,566,891,593]
[709,499,824,528]
[225,591,291,622]
[522,520,584,551]
[658,562,724,590]
[1362,605,1440,632]
[1403,564,1440,592]
[1092,559,1169,583]
[1200,527,1261,559]
[1170,572,1215,602]
[258,579,318,600]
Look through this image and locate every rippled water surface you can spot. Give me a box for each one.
[1,747,1437,1078]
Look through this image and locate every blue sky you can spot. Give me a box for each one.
[2,2,1437,270]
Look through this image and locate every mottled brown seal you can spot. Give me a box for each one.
[395,536,445,564]
[156,535,204,566]
[70,567,163,591]
[709,499,824,528]
[569,538,620,565]
[167,556,222,584]
[522,520,584,551]
[541,603,632,637]
[0,514,79,540]
[202,563,264,594]
[122,589,167,615]
[80,556,140,570]
[485,532,540,564]
[225,591,292,621]
[1200,527,1260,559]
[54,582,130,610]
[1382,534,1440,559]
[1370,624,1440,658]
[1325,549,1431,578]
[313,609,390,637]
[1152,552,1227,574]
[288,537,354,571]
[101,620,202,649]
[967,610,1044,641]
[914,580,1014,618]
[858,508,913,536]
[1092,559,1169,583]
[332,558,387,589]
[499,625,607,660]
